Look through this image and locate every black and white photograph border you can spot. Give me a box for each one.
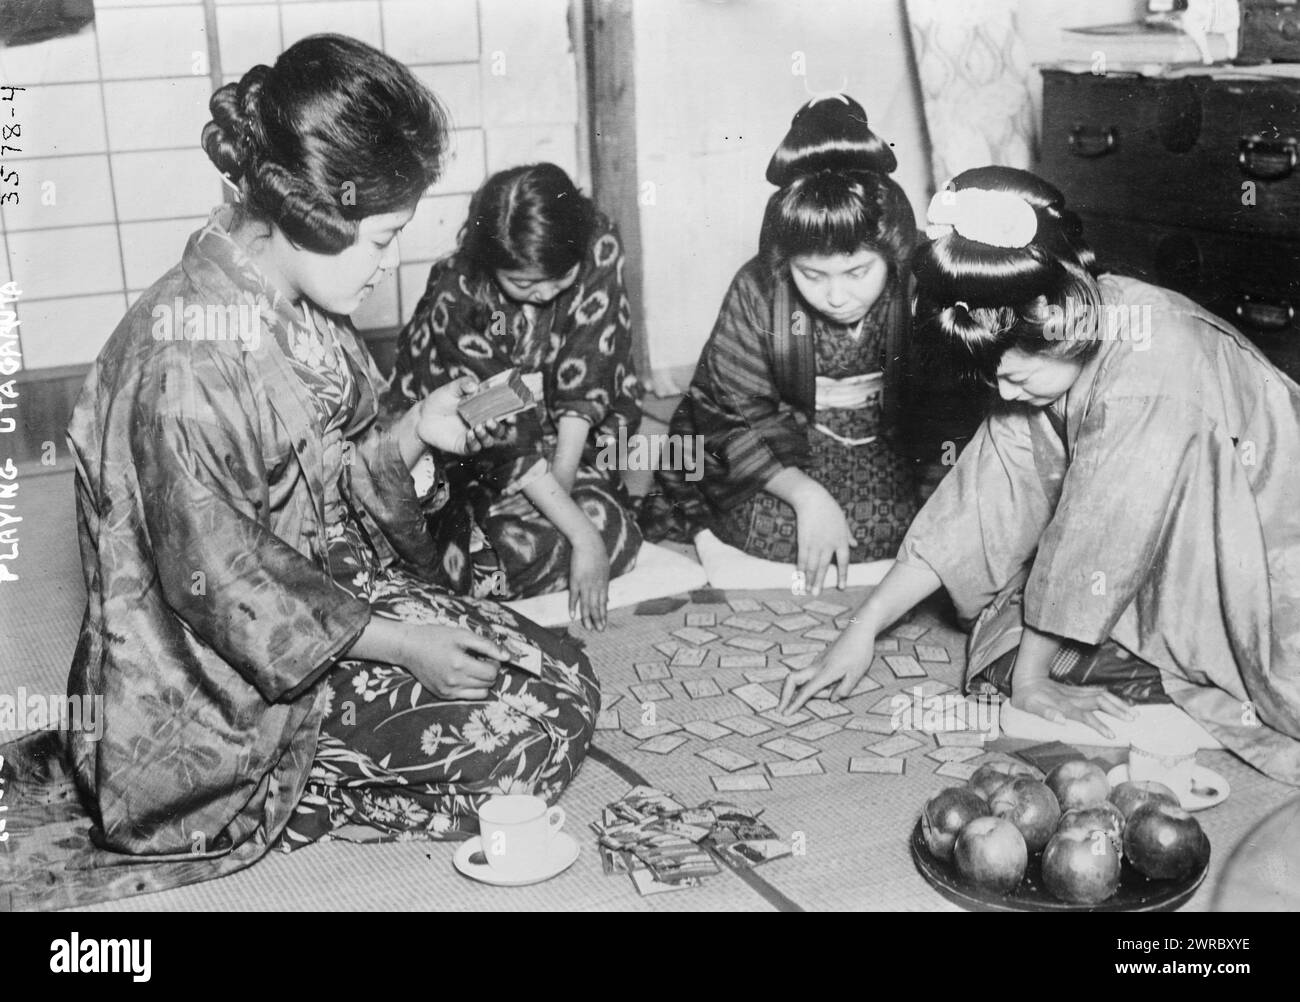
[0,0,1296,943]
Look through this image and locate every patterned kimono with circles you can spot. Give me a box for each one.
[389,212,644,599]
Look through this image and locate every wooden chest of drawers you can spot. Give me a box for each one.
[1040,68,1300,377]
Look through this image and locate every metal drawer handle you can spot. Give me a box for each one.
[1235,294,1296,333]
[1068,125,1118,158]
[1238,137,1298,181]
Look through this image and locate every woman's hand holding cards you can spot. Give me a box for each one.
[416,375,513,456]
[397,623,509,701]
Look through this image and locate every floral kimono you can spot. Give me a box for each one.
[388,212,643,599]
[0,206,599,911]
[652,255,919,561]
[900,275,1300,786]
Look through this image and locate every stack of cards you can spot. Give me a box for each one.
[590,787,793,895]
[487,624,543,676]
[457,368,537,425]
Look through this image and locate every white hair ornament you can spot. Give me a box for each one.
[925,186,1038,249]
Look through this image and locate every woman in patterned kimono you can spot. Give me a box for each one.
[783,166,1300,787]
[0,36,599,910]
[643,96,953,597]
[389,164,642,631]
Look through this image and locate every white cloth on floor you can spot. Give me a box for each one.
[998,701,1223,750]
[504,541,709,627]
[693,528,893,591]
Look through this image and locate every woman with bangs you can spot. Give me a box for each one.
[391,163,643,631]
[648,96,931,596]
[782,165,1300,788]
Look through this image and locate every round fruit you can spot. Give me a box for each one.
[988,777,1062,852]
[954,816,1028,895]
[968,760,1041,802]
[1058,803,1126,854]
[1109,780,1180,821]
[1123,801,1210,880]
[1042,827,1122,904]
[1046,759,1111,811]
[921,787,991,861]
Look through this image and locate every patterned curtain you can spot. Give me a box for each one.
[905,0,1037,188]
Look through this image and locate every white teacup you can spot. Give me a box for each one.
[477,795,566,875]
[1129,734,1198,795]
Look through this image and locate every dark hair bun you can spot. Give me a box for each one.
[912,165,1098,308]
[201,64,269,184]
[766,95,897,186]
[199,35,447,255]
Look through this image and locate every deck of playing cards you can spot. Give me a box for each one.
[590,787,793,893]
[457,368,537,426]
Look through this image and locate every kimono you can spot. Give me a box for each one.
[389,211,643,599]
[900,275,1300,786]
[0,206,598,911]
[654,254,919,561]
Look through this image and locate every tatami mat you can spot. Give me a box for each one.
[4,472,1294,911]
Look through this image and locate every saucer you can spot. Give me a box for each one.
[1107,763,1230,812]
[453,832,580,886]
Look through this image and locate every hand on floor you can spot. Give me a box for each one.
[1011,677,1136,740]
[568,533,610,631]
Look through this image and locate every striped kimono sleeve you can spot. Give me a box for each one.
[687,264,810,511]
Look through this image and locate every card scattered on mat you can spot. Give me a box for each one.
[670,646,708,669]
[727,636,775,653]
[682,719,733,740]
[637,734,688,755]
[719,715,773,737]
[731,682,779,712]
[596,708,620,730]
[868,733,923,757]
[634,662,671,682]
[935,760,980,780]
[719,652,767,670]
[634,597,689,616]
[761,737,820,761]
[849,756,905,775]
[696,747,756,772]
[682,677,724,700]
[767,758,826,778]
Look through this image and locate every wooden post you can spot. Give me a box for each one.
[584,0,653,393]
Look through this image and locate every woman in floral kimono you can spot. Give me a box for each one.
[0,35,599,910]
[389,164,643,631]
[644,96,974,596]
[783,166,1300,787]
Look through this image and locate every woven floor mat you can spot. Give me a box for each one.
[570,588,1294,912]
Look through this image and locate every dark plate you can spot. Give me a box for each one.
[910,821,1207,912]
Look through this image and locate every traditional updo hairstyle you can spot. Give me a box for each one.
[760,95,916,278]
[459,163,597,283]
[912,166,1103,384]
[201,34,448,255]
